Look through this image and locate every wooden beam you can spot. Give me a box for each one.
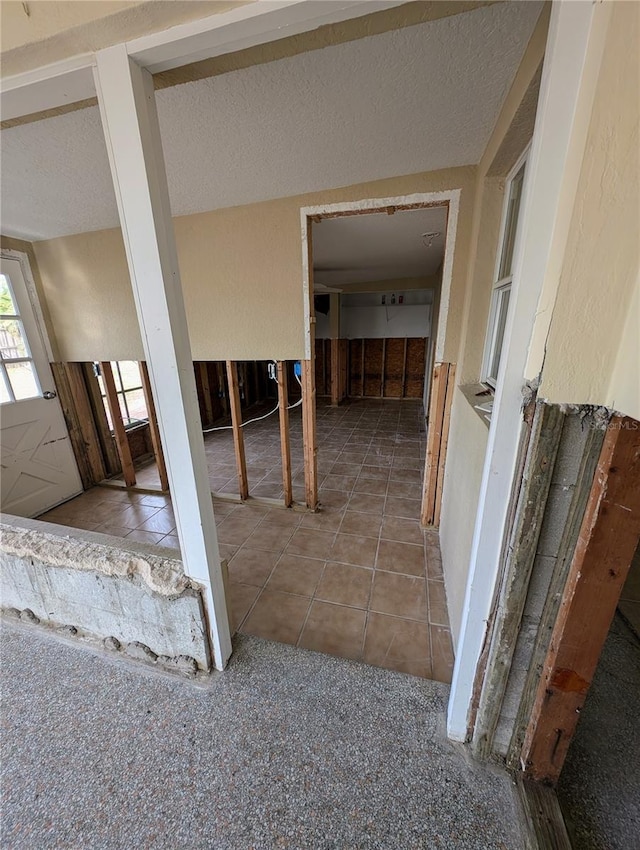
[301,359,318,510]
[81,362,121,476]
[471,402,564,760]
[100,361,136,487]
[216,362,229,417]
[380,338,387,398]
[140,361,169,492]
[360,340,366,397]
[522,417,640,783]
[433,363,457,525]
[198,362,214,426]
[225,360,249,500]
[421,362,448,525]
[401,338,408,398]
[515,775,572,850]
[51,363,105,489]
[277,361,293,508]
[330,337,340,406]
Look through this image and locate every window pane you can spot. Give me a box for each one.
[118,361,142,391]
[489,288,511,381]
[0,319,29,359]
[112,361,124,392]
[124,388,148,424]
[0,275,18,317]
[498,164,526,281]
[6,361,40,400]
[0,369,12,403]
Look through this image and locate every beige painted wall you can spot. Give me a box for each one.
[537,1,640,420]
[438,5,549,646]
[32,167,476,363]
[439,389,488,645]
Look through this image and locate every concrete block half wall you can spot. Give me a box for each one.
[0,515,210,672]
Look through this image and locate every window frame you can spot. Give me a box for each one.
[481,145,530,389]
[0,271,42,404]
[96,360,149,431]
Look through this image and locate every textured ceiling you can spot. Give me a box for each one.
[0,2,542,241]
[313,206,447,286]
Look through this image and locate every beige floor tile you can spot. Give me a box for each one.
[370,572,428,622]
[352,477,387,496]
[318,490,350,509]
[315,562,372,609]
[228,548,280,586]
[380,516,424,546]
[298,600,366,660]
[376,540,425,577]
[363,612,432,678]
[330,533,378,568]
[386,479,420,499]
[285,528,336,559]
[229,582,260,631]
[241,589,311,645]
[125,529,166,545]
[359,466,390,481]
[93,523,133,538]
[338,511,382,539]
[158,534,180,549]
[300,509,345,532]
[384,496,421,520]
[266,555,324,596]
[135,509,177,535]
[347,493,386,515]
[428,580,449,626]
[244,522,295,553]
[430,624,455,684]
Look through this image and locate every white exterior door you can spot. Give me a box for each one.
[0,254,82,517]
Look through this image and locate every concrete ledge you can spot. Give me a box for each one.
[0,514,211,671]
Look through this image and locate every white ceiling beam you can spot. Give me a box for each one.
[1,0,405,121]
[127,0,407,73]
[0,54,96,123]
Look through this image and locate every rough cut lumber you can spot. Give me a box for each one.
[276,361,293,507]
[421,362,449,525]
[198,362,214,426]
[472,402,564,760]
[81,362,121,476]
[515,774,572,850]
[100,361,136,487]
[301,358,318,510]
[434,363,457,525]
[225,360,249,500]
[522,417,640,783]
[140,362,169,492]
[51,363,105,489]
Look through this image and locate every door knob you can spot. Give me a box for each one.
[43,391,57,399]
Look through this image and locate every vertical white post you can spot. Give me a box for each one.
[447,0,612,740]
[93,44,231,670]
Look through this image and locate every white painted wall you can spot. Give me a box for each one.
[340,291,432,339]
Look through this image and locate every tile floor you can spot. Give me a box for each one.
[38,399,455,683]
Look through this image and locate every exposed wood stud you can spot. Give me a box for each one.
[360,341,365,397]
[216,362,229,417]
[522,417,640,784]
[331,337,340,406]
[301,359,318,510]
[471,402,565,760]
[515,774,572,850]
[507,418,606,770]
[421,362,448,525]
[434,363,457,525]
[81,362,121,476]
[140,361,169,492]
[276,361,293,507]
[381,338,387,397]
[199,362,214,426]
[100,361,136,487]
[401,338,408,397]
[225,360,249,500]
[51,363,105,489]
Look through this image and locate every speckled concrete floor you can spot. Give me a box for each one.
[558,613,640,850]
[1,621,524,850]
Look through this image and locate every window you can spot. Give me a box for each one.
[96,361,148,429]
[482,154,528,388]
[0,273,41,403]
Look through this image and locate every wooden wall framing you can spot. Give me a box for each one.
[521,417,640,784]
[421,362,456,527]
